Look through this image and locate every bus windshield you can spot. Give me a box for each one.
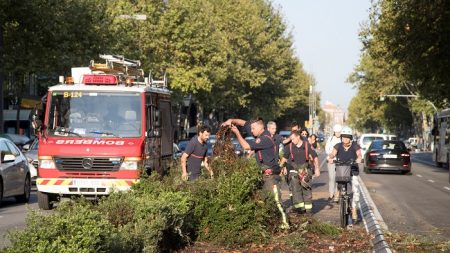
[47,91,142,138]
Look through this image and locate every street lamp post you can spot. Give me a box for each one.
[379,94,437,112]
[309,84,317,134]
[117,14,147,57]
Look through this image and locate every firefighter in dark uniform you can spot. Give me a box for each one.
[181,125,213,181]
[222,118,290,229]
[267,121,282,155]
[280,130,320,214]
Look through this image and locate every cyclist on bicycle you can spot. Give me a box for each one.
[326,126,362,222]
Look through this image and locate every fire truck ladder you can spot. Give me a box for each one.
[148,72,167,88]
[90,54,144,78]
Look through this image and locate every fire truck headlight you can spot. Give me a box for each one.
[40,159,56,169]
[120,161,138,170]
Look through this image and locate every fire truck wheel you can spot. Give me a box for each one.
[16,174,31,203]
[38,191,54,210]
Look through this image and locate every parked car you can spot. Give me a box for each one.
[173,143,182,159]
[206,139,214,157]
[22,138,38,180]
[0,133,31,150]
[208,135,217,145]
[177,139,191,153]
[279,131,291,140]
[0,137,31,206]
[231,138,244,156]
[359,133,398,158]
[364,140,411,174]
[407,137,419,150]
[317,132,325,143]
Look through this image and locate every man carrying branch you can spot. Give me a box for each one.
[222,118,290,230]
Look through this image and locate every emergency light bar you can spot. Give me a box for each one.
[82,74,118,85]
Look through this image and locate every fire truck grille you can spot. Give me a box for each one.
[54,157,122,171]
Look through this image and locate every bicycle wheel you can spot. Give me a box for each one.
[339,195,346,228]
[338,184,348,228]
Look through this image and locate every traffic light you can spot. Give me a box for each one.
[304,120,311,128]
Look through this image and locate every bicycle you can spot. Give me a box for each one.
[334,160,356,228]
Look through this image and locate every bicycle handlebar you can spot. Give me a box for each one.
[332,159,361,166]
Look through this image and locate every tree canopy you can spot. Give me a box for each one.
[1,0,313,123]
[347,0,449,133]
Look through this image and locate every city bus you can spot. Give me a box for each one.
[432,108,450,182]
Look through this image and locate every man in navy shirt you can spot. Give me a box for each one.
[222,118,290,229]
[267,121,282,156]
[181,125,213,181]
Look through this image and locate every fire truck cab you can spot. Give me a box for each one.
[33,55,174,209]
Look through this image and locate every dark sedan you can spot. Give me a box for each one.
[364,140,411,174]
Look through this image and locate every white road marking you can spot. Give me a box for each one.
[417,174,423,177]
[427,179,435,183]
[444,187,450,191]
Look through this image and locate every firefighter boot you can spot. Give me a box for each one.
[352,207,358,221]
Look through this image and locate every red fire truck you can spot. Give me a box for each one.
[33,55,174,209]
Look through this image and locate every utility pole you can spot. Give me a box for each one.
[309,85,312,134]
[308,83,317,134]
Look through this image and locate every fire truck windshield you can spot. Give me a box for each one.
[47,91,142,138]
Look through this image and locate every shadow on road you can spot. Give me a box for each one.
[0,189,38,210]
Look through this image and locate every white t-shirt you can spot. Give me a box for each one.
[325,135,341,155]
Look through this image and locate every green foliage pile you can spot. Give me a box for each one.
[5,201,115,253]
[4,158,278,252]
[192,159,276,246]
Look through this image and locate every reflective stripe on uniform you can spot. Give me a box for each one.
[190,154,205,159]
[273,184,289,227]
[294,202,305,209]
[305,203,313,210]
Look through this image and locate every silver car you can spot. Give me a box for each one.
[22,138,38,179]
[0,138,31,206]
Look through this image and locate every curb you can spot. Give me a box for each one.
[357,176,392,253]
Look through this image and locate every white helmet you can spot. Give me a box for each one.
[333,124,343,133]
[341,126,353,137]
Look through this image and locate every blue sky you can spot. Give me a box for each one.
[271,0,371,111]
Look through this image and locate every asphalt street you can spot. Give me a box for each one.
[0,186,39,249]
[360,152,450,240]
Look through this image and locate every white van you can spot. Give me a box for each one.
[359,133,397,157]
